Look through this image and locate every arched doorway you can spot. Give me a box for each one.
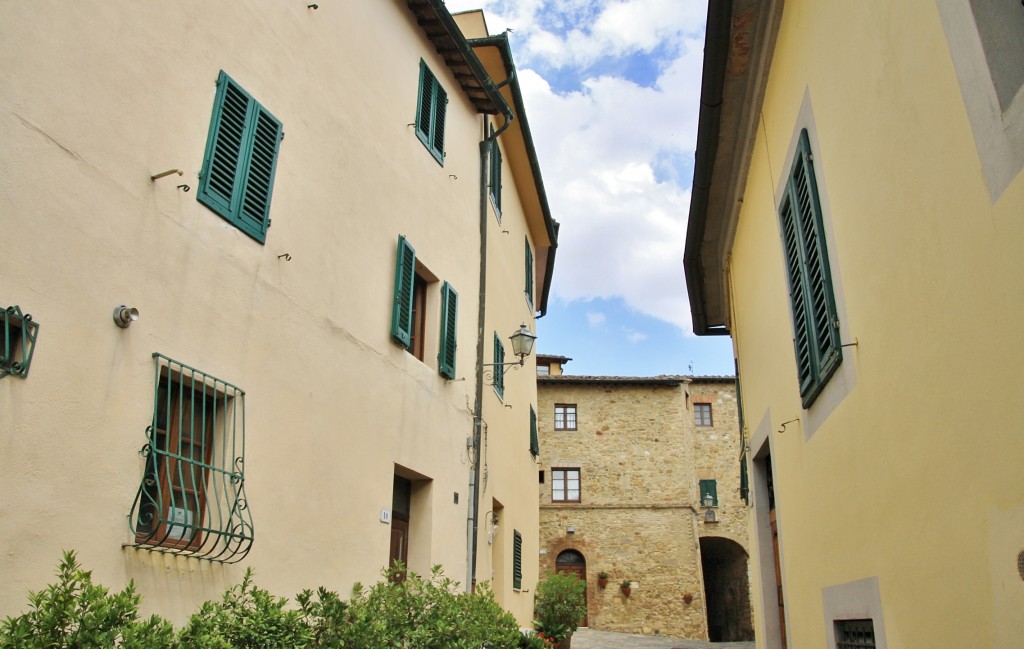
[699,536,754,641]
[555,549,588,627]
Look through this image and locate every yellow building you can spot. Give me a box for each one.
[684,1,1024,648]
[0,0,555,627]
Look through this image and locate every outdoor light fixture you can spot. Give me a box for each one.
[113,305,140,328]
[481,324,537,384]
[567,525,576,534]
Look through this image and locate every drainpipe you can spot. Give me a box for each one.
[468,104,514,593]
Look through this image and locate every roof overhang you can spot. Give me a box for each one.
[468,33,559,317]
[683,0,784,335]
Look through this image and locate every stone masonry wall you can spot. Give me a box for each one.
[536,376,748,640]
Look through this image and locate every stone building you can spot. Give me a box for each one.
[536,356,753,641]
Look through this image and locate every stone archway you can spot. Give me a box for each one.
[699,536,754,641]
[555,549,588,627]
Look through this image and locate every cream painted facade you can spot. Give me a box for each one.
[684,1,1024,648]
[535,357,752,642]
[0,0,554,627]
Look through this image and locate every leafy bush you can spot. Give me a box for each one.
[532,570,586,641]
[177,568,310,648]
[0,550,176,649]
[2,554,528,648]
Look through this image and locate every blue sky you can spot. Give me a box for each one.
[445,0,735,377]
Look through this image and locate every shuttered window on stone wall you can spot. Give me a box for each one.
[415,60,447,165]
[779,129,842,408]
[198,70,283,244]
[438,282,458,379]
[700,479,718,507]
[513,530,523,590]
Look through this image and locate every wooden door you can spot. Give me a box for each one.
[389,517,409,581]
[556,551,588,627]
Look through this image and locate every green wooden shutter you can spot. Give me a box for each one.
[493,333,505,398]
[513,530,523,590]
[529,406,539,457]
[489,139,502,210]
[525,238,534,308]
[198,70,282,243]
[438,282,458,379]
[700,479,718,506]
[415,61,446,165]
[779,130,842,408]
[391,236,416,348]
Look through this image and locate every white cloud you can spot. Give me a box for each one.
[624,328,648,344]
[585,311,606,327]
[444,1,707,332]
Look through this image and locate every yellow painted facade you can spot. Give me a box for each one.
[685,1,1024,648]
[0,0,554,627]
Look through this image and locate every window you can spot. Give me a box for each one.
[552,468,581,502]
[197,70,283,244]
[699,479,718,507]
[129,354,252,562]
[537,365,550,376]
[529,406,540,457]
[524,237,534,309]
[489,137,502,214]
[513,530,523,590]
[1,305,38,379]
[779,129,842,408]
[493,333,505,398]
[391,236,459,379]
[554,404,577,430]
[834,619,876,649]
[415,60,448,165]
[694,403,713,427]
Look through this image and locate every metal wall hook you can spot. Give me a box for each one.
[177,184,190,192]
[307,3,318,9]
[150,169,183,181]
[449,174,458,180]
[777,418,799,434]
[278,253,292,261]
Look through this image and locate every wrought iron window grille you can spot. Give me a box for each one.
[1,305,39,379]
[127,353,253,563]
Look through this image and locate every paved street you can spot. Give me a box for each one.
[570,628,755,649]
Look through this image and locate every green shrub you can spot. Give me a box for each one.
[177,568,310,648]
[0,550,176,649]
[532,570,586,641]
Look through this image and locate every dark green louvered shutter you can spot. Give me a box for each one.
[735,359,750,504]
[513,530,523,590]
[779,129,842,408]
[529,406,539,457]
[525,238,534,308]
[415,61,447,165]
[699,479,718,507]
[438,282,458,379]
[493,333,505,398]
[391,236,416,348]
[489,139,502,210]
[198,70,282,243]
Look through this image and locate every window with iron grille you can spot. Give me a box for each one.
[779,129,842,408]
[552,468,581,502]
[834,619,876,649]
[415,60,448,165]
[695,402,713,426]
[197,70,283,244]
[554,404,577,430]
[129,354,252,563]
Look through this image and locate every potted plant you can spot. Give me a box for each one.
[597,571,609,588]
[620,580,632,597]
[534,570,587,649]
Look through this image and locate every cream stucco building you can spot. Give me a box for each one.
[0,0,555,627]
[684,1,1024,648]
[535,356,752,642]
